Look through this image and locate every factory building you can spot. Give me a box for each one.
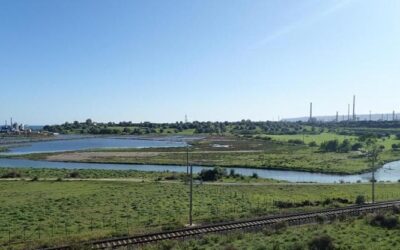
[0,118,31,134]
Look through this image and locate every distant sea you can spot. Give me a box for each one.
[29,125,43,131]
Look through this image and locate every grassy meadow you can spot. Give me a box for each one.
[146,214,400,250]
[2,180,400,248]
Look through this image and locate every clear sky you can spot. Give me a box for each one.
[1,0,399,125]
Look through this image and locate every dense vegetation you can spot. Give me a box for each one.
[43,119,400,137]
[0,167,187,180]
[43,119,309,135]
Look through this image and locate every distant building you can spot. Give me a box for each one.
[0,119,30,134]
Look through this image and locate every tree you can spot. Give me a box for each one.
[338,139,351,153]
[123,127,132,134]
[85,119,93,125]
[351,142,363,151]
[355,195,365,205]
[198,168,226,181]
[320,140,339,152]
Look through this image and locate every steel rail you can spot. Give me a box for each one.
[41,200,400,250]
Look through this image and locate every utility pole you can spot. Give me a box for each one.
[368,144,380,204]
[186,145,189,175]
[372,157,375,204]
[189,164,193,226]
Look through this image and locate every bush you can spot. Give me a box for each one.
[252,172,258,179]
[351,143,363,151]
[288,139,304,145]
[308,234,335,250]
[320,140,339,153]
[198,167,226,181]
[338,139,351,153]
[316,215,327,224]
[355,195,366,205]
[369,214,399,229]
[68,171,81,178]
[274,221,288,231]
[393,206,400,214]
[1,170,22,178]
[164,174,179,180]
[309,141,318,147]
[31,176,39,182]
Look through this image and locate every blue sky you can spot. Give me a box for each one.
[1,0,399,125]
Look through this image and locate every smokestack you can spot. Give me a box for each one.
[309,102,313,122]
[336,111,339,122]
[348,104,350,121]
[352,95,356,121]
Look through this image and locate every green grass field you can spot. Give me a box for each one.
[264,132,357,144]
[149,214,400,249]
[2,180,400,248]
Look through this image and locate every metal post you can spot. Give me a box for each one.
[186,145,189,176]
[372,158,375,203]
[189,164,193,226]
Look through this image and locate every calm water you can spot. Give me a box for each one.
[1,136,400,183]
[4,137,187,154]
[0,158,399,183]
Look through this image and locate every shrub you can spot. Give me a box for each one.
[252,172,259,179]
[198,167,226,181]
[288,139,304,145]
[338,139,351,153]
[393,206,400,214]
[355,195,366,205]
[289,242,305,250]
[274,221,288,232]
[308,234,335,250]
[351,142,363,151]
[68,171,81,178]
[320,140,339,153]
[316,215,327,224]
[369,214,399,229]
[309,141,318,147]
[164,174,179,180]
[158,240,177,250]
[1,170,22,178]
[31,176,39,182]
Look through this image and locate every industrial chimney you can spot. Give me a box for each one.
[352,95,356,121]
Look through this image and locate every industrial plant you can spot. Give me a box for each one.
[298,95,399,123]
[0,118,31,134]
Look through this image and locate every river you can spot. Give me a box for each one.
[0,136,399,183]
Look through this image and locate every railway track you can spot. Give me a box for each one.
[42,200,400,250]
